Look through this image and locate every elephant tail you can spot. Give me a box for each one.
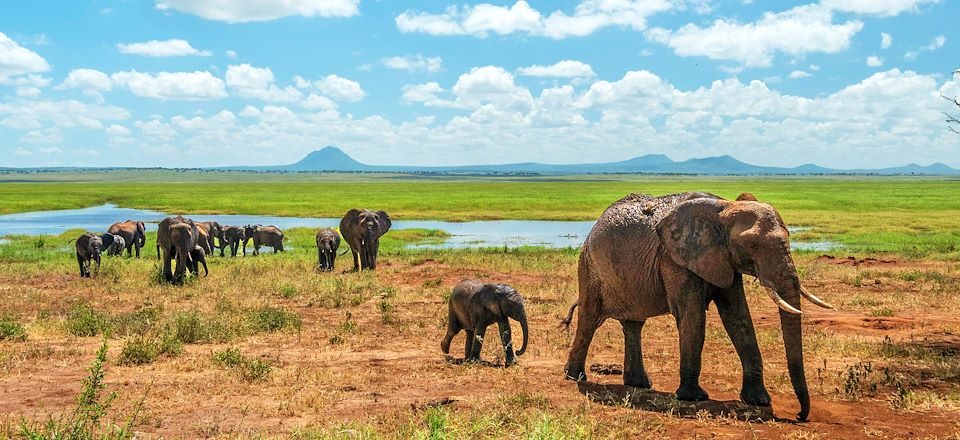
[560,303,578,329]
[338,248,350,256]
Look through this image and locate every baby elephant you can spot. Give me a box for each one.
[107,234,126,257]
[187,246,208,277]
[316,228,341,272]
[442,280,529,366]
[75,233,115,277]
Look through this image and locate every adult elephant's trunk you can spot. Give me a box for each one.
[514,307,529,356]
[362,229,377,269]
[760,258,810,421]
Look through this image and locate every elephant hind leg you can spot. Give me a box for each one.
[622,319,652,388]
[564,264,604,381]
[441,308,461,354]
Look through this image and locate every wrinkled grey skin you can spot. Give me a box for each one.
[563,192,832,421]
[75,233,114,277]
[107,220,146,258]
[156,216,200,284]
[339,209,391,271]
[243,225,285,255]
[220,226,245,257]
[106,234,126,257]
[316,228,341,272]
[441,280,529,367]
[186,245,208,277]
[196,221,223,256]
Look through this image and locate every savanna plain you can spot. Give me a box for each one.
[1,172,959,439]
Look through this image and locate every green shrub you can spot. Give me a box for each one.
[0,316,27,342]
[278,284,298,299]
[64,303,110,337]
[249,307,301,333]
[211,347,272,383]
[117,333,182,366]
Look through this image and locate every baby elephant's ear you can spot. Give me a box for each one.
[99,233,115,248]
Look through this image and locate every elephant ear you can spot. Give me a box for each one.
[478,284,504,316]
[99,233,115,248]
[342,209,362,228]
[657,198,735,289]
[376,211,392,236]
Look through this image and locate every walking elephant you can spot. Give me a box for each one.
[107,220,146,258]
[316,228,341,271]
[196,221,223,256]
[243,225,284,255]
[196,223,212,255]
[220,226,245,257]
[156,216,200,284]
[562,192,833,421]
[106,234,126,257]
[441,280,529,366]
[339,209,391,271]
[75,233,115,277]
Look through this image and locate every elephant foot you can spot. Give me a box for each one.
[564,365,587,382]
[464,356,481,364]
[676,384,709,401]
[504,355,518,367]
[624,372,653,389]
[740,384,772,406]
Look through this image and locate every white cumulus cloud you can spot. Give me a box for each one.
[225,64,302,102]
[381,54,444,73]
[821,0,940,17]
[881,32,892,49]
[517,60,595,78]
[111,70,227,100]
[396,0,674,39]
[789,70,811,79]
[646,4,863,68]
[866,55,884,67]
[57,69,113,91]
[0,32,51,79]
[299,74,366,102]
[156,0,359,23]
[116,39,211,57]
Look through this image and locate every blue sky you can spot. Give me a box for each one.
[0,0,958,168]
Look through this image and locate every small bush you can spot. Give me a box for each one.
[0,316,27,342]
[211,347,272,383]
[249,307,301,333]
[64,303,110,337]
[117,333,182,366]
[869,308,895,317]
[111,305,162,337]
[212,347,244,368]
[278,284,298,299]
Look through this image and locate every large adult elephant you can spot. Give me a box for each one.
[196,223,212,255]
[339,209,391,271]
[156,216,200,284]
[563,193,833,421]
[196,221,223,256]
[221,225,245,257]
[243,225,285,255]
[107,220,146,258]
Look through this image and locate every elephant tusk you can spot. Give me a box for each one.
[801,287,834,309]
[765,287,802,315]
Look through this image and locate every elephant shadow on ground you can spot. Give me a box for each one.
[443,355,504,368]
[576,382,783,422]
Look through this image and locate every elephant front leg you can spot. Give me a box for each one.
[674,294,709,401]
[351,250,360,272]
[462,330,474,359]
[621,320,652,388]
[468,326,487,362]
[715,275,771,406]
[497,319,517,366]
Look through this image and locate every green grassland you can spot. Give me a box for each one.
[1,171,958,258]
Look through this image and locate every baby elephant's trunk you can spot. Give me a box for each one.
[515,308,529,356]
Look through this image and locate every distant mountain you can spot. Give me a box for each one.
[220,146,960,175]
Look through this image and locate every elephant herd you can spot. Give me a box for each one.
[70,192,831,421]
[72,209,393,283]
